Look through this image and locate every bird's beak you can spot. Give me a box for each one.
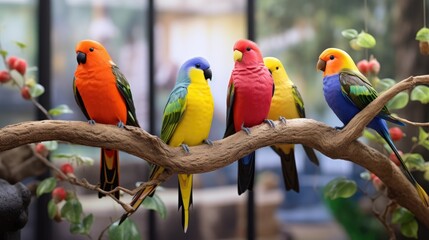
[76,52,87,65]
[233,50,243,62]
[204,68,212,81]
[316,59,326,72]
[268,69,272,75]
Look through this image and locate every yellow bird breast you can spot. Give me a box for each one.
[169,83,214,147]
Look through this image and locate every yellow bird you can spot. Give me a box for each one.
[120,57,214,233]
[264,57,319,192]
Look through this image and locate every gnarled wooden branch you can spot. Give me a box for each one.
[0,75,428,227]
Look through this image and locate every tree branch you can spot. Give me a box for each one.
[0,75,429,227]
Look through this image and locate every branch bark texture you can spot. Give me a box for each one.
[0,75,429,227]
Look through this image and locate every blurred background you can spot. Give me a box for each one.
[0,0,428,239]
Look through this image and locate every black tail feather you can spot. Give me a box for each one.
[238,151,255,195]
[271,147,300,192]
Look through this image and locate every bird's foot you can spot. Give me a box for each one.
[279,116,287,124]
[264,119,275,128]
[88,119,96,125]
[181,144,190,154]
[335,126,345,130]
[117,121,125,128]
[241,124,251,135]
[203,139,213,146]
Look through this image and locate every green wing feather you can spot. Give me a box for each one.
[73,77,91,120]
[160,86,188,143]
[291,85,306,118]
[223,78,236,138]
[112,65,140,127]
[339,70,392,117]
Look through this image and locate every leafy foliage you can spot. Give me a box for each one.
[36,177,57,197]
[324,177,357,200]
[108,219,141,240]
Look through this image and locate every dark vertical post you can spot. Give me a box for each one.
[36,0,52,240]
[246,0,256,240]
[147,0,157,239]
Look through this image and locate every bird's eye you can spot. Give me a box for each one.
[246,47,251,51]
[276,66,279,70]
[89,47,94,52]
[329,55,334,60]
[195,64,201,68]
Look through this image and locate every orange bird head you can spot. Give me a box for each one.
[233,39,264,66]
[75,39,113,69]
[316,48,358,77]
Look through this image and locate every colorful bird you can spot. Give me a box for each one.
[119,57,214,232]
[224,39,274,195]
[317,47,429,206]
[73,39,140,200]
[264,57,319,192]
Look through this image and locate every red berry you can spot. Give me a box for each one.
[7,56,18,69]
[357,59,369,75]
[389,151,403,166]
[35,143,49,157]
[389,127,404,141]
[0,70,11,83]
[60,163,74,175]
[52,187,67,203]
[13,59,27,75]
[20,86,31,100]
[368,58,380,75]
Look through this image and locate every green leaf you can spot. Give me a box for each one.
[47,199,57,219]
[356,31,376,48]
[108,219,141,240]
[30,83,45,98]
[411,86,429,104]
[401,219,418,238]
[403,153,425,170]
[0,49,7,59]
[41,141,58,151]
[69,214,93,235]
[14,41,26,49]
[418,127,429,151]
[386,91,409,110]
[48,104,73,116]
[341,29,359,39]
[323,177,357,200]
[61,198,83,224]
[142,193,167,219]
[82,214,94,234]
[36,177,57,197]
[416,27,429,41]
[362,129,385,144]
[392,207,414,224]
[70,223,85,235]
[374,78,396,92]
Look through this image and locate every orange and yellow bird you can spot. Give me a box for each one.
[264,57,319,192]
[73,39,140,200]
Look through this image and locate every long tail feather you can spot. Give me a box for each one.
[303,146,320,166]
[118,184,157,225]
[271,147,299,192]
[381,130,429,207]
[178,174,193,233]
[100,149,119,199]
[238,152,255,195]
[119,166,165,225]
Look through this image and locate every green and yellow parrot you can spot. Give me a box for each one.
[264,57,319,192]
[120,57,214,232]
